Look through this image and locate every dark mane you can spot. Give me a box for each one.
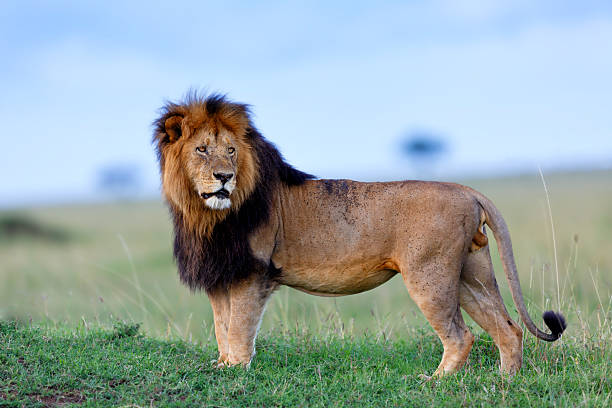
[154,93,314,292]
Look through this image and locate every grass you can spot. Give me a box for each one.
[1,320,610,407]
[1,169,611,406]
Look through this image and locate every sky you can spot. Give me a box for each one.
[2,0,612,206]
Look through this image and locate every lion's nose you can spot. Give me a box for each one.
[213,172,234,184]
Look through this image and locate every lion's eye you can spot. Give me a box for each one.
[228,147,235,154]
[196,146,207,154]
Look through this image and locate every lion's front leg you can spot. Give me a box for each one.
[208,287,231,367]
[226,275,276,368]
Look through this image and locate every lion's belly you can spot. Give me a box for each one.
[271,179,476,296]
[276,261,399,296]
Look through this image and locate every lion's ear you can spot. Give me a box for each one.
[165,115,183,142]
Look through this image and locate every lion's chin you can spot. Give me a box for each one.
[205,196,232,210]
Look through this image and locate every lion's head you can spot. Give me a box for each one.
[153,92,313,291]
[153,93,259,233]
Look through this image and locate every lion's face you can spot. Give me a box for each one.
[183,127,239,210]
[154,97,259,226]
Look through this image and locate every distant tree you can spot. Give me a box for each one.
[97,163,142,199]
[400,130,448,179]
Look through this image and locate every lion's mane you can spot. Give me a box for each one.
[153,93,313,292]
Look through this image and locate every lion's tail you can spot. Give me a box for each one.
[469,189,567,342]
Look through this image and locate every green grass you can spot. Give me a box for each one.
[1,320,609,407]
[1,170,611,406]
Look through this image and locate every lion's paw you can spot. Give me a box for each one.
[212,356,230,369]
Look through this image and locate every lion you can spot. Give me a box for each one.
[153,92,566,377]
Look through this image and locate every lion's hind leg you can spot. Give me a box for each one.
[459,246,523,375]
[400,260,475,378]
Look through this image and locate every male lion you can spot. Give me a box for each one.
[153,93,566,377]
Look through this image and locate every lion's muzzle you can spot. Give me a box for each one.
[201,188,232,210]
[201,189,230,200]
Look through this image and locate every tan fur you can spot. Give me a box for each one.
[157,98,559,377]
[207,179,526,376]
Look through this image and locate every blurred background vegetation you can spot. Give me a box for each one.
[2,170,610,343]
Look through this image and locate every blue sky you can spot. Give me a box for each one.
[2,1,612,205]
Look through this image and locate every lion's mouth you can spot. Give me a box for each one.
[201,189,230,199]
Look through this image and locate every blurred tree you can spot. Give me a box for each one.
[97,163,142,199]
[400,130,449,179]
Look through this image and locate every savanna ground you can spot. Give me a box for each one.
[1,170,611,406]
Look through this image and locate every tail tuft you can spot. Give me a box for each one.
[542,311,567,340]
